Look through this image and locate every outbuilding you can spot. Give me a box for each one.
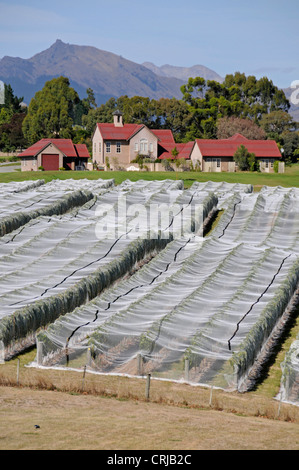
[190,133,283,172]
[18,139,90,171]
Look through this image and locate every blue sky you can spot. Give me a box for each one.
[0,0,298,89]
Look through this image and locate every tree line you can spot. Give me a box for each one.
[1,73,298,163]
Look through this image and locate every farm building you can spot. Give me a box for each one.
[92,110,184,169]
[92,111,284,172]
[18,139,90,171]
[189,133,283,173]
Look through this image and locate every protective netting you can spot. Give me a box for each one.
[34,183,299,392]
[1,178,298,395]
[280,336,299,406]
[0,178,217,357]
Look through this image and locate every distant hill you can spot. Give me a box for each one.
[1,40,297,121]
[142,62,224,83]
[0,40,185,106]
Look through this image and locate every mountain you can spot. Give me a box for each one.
[142,62,224,83]
[0,40,185,106]
[1,40,297,121]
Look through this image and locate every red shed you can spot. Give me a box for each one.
[19,139,90,172]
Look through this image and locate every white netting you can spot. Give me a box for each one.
[0,178,217,358]
[1,178,298,395]
[280,338,299,406]
[34,184,299,393]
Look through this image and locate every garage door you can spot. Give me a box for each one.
[42,154,59,171]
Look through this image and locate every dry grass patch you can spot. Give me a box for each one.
[0,385,299,450]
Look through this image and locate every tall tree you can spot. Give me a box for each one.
[180,72,291,139]
[259,110,296,139]
[22,76,80,144]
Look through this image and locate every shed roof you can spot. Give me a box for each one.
[19,139,90,158]
[195,134,281,158]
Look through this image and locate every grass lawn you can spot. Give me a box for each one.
[0,163,298,188]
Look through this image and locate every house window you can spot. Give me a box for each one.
[134,142,138,152]
[140,139,148,153]
[217,159,221,168]
[106,142,111,153]
[116,142,121,153]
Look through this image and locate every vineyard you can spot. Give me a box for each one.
[0,178,298,406]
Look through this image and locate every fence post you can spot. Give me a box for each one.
[0,341,4,364]
[184,359,189,382]
[36,340,43,366]
[145,374,151,400]
[209,385,213,407]
[81,365,87,392]
[16,358,20,386]
[87,347,91,367]
[137,354,143,376]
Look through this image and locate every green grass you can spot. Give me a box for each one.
[0,164,298,189]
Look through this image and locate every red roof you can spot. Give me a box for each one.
[151,129,175,144]
[96,123,144,141]
[159,142,194,160]
[19,139,89,159]
[195,134,281,158]
[74,144,90,158]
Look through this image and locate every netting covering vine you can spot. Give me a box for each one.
[34,184,299,392]
[1,178,298,397]
[0,178,217,358]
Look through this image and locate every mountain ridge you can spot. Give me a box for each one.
[0,40,186,105]
[0,40,297,121]
[142,61,224,83]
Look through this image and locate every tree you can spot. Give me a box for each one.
[0,83,23,114]
[0,84,27,151]
[259,110,296,139]
[180,72,291,140]
[22,76,80,144]
[82,97,118,134]
[216,116,266,139]
[280,131,299,163]
[0,113,27,151]
[233,144,256,171]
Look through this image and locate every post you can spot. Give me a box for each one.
[145,373,151,400]
[16,358,20,386]
[184,359,189,382]
[87,347,91,367]
[137,354,143,376]
[36,340,43,366]
[209,385,213,407]
[81,365,87,392]
[0,341,4,364]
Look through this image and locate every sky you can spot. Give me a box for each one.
[0,0,298,89]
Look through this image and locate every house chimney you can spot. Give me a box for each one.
[113,109,123,127]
